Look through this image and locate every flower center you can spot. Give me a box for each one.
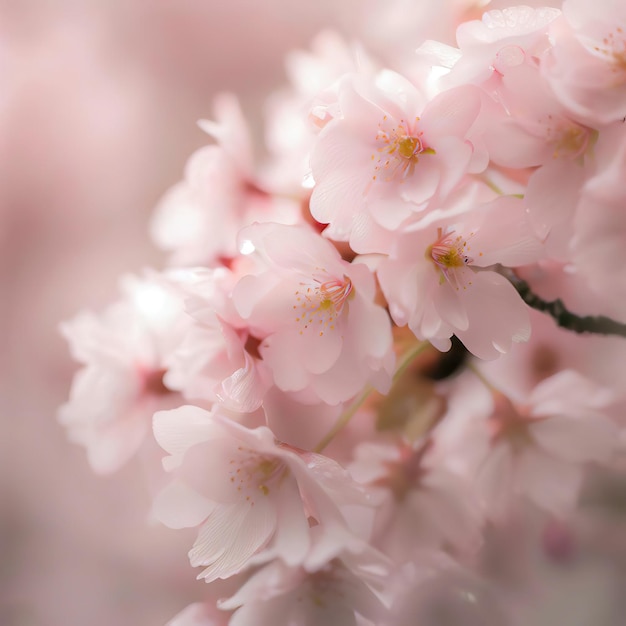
[294,273,353,336]
[370,116,434,184]
[544,116,593,160]
[427,227,476,290]
[397,135,420,159]
[488,393,535,452]
[229,449,287,504]
[139,367,171,396]
[592,26,626,79]
[374,441,433,503]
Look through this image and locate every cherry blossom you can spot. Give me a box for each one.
[59,272,187,473]
[309,69,484,251]
[450,5,561,88]
[217,543,389,626]
[481,62,595,171]
[163,267,272,413]
[262,387,344,452]
[152,406,370,582]
[571,191,626,318]
[377,195,543,359]
[571,122,626,315]
[386,556,513,626]
[349,439,483,561]
[439,370,619,520]
[263,31,375,195]
[232,222,395,404]
[475,300,626,399]
[438,5,597,256]
[52,3,626,624]
[151,93,301,267]
[544,0,626,124]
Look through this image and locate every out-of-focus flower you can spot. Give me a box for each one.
[163,267,272,413]
[151,94,302,268]
[440,370,619,519]
[544,0,626,124]
[218,540,389,626]
[59,272,188,473]
[349,439,484,560]
[166,602,230,626]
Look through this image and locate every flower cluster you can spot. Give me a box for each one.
[60,2,626,624]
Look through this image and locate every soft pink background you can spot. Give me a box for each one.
[0,2,359,624]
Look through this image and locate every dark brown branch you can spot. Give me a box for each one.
[499,267,626,338]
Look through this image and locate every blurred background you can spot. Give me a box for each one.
[0,2,363,624]
[1,1,624,625]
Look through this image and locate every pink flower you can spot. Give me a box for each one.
[571,122,626,315]
[580,119,626,204]
[377,196,542,359]
[151,93,301,267]
[523,158,587,260]
[263,31,374,195]
[450,5,561,88]
[232,223,395,404]
[152,406,368,582]
[486,373,617,518]
[163,268,272,413]
[387,554,512,626]
[572,191,626,318]
[309,70,483,251]
[461,36,597,175]
[349,439,483,561]
[217,542,388,626]
[442,371,619,520]
[474,296,626,399]
[544,0,626,124]
[58,272,187,473]
[445,5,597,251]
[482,62,595,170]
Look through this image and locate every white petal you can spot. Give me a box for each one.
[191,498,276,581]
[271,477,310,566]
[153,406,217,471]
[220,351,267,413]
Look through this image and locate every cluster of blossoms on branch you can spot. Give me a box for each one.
[60,1,626,624]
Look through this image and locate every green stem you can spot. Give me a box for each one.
[467,361,499,394]
[313,384,373,453]
[474,174,505,196]
[313,340,430,453]
[392,340,431,382]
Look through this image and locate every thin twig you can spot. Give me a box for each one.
[313,340,430,453]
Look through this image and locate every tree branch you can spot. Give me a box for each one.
[499,267,626,338]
